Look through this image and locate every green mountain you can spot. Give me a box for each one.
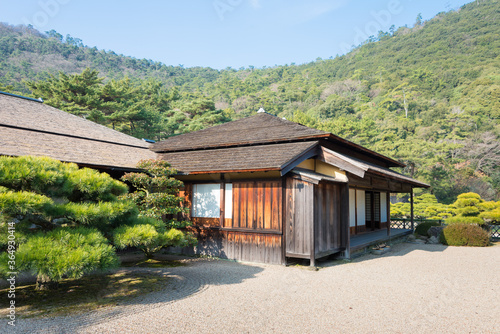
[0,0,499,203]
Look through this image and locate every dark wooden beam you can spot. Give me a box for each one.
[281,176,287,265]
[341,184,350,259]
[280,145,320,176]
[410,187,414,231]
[319,147,367,178]
[220,174,225,228]
[310,182,316,267]
[219,227,282,235]
[387,191,391,236]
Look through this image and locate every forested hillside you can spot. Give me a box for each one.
[0,0,498,203]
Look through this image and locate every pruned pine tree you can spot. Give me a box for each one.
[115,160,197,259]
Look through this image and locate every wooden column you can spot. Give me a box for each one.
[370,191,375,231]
[310,184,316,267]
[341,184,350,259]
[410,187,414,231]
[354,187,358,235]
[387,192,391,236]
[281,177,287,265]
[220,174,225,228]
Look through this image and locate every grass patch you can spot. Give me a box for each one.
[121,258,185,268]
[0,270,168,318]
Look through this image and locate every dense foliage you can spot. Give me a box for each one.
[0,156,128,288]
[440,223,490,247]
[0,0,499,202]
[0,156,191,288]
[414,221,442,237]
[115,160,196,258]
[391,192,500,223]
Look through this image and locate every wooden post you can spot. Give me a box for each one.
[370,191,375,231]
[354,187,358,235]
[281,177,287,265]
[310,183,316,267]
[342,184,350,259]
[220,174,225,228]
[410,187,414,231]
[386,192,391,236]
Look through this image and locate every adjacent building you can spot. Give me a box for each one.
[152,112,429,264]
[1,91,429,265]
[0,91,155,176]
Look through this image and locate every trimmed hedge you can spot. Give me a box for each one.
[445,216,485,225]
[415,221,442,236]
[440,224,490,247]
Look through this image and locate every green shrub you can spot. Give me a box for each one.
[113,222,192,259]
[67,167,128,202]
[445,216,485,225]
[0,156,139,289]
[62,200,138,231]
[440,224,490,247]
[0,190,53,216]
[0,156,76,197]
[415,221,442,236]
[1,227,119,289]
[453,192,482,209]
[456,206,480,217]
[479,208,500,224]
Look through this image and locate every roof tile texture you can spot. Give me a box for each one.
[152,113,328,152]
[0,126,157,169]
[159,141,318,174]
[0,93,150,148]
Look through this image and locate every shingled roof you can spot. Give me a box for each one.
[152,113,404,168]
[0,92,156,169]
[159,141,319,175]
[319,147,429,188]
[152,113,329,152]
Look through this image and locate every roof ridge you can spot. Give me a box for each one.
[0,90,43,103]
[0,93,151,148]
[152,112,328,152]
[0,123,151,150]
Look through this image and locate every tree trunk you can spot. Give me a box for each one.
[36,274,58,290]
[145,250,154,260]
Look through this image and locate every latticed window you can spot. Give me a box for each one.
[365,192,372,222]
[374,192,380,221]
[365,191,381,223]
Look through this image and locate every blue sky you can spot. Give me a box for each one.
[1,0,472,69]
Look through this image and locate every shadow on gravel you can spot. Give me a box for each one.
[315,242,449,268]
[17,255,264,333]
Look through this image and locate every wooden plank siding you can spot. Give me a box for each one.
[314,182,342,257]
[178,177,351,265]
[228,181,282,232]
[285,178,314,257]
[174,179,284,264]
[286,178,347,263]
[222,231,282,264]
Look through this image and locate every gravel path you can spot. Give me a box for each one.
[6,242,500,334]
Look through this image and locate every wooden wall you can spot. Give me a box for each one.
[285,177,348,263]
[230,181,282,231]
[314,182,342,257]
[222,231,282,264]
[177,177,349,265]
[285,178,314,258]
[174,179,284,264]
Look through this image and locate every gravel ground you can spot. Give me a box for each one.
[5,242,500,334]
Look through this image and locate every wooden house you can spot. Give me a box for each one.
[0,91,156,174]
[1,90,428,265]
[152,112,429,265]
